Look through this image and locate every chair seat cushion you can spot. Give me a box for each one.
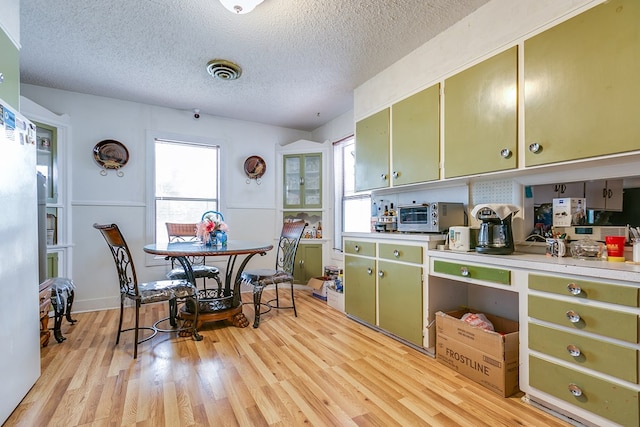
[133,280,197,304]
[241,269,294,287]
[166,265,220,280]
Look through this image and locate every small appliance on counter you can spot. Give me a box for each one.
[449,226,479,252]
[472,204,519,255]
[397,202,465,233]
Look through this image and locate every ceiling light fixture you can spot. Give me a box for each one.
[219,0,264,14]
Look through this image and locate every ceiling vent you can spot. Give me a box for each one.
[206,59,242,81]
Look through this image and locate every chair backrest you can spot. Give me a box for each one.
[166,222,199,242]
[93,223,139,297]
[275,221,306,274]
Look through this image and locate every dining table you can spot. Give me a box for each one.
[143,240,273,330]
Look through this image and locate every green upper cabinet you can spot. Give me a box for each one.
[524,0,640,167]
[444,46,518,179]
[283,153,322,209]
[391,84,440,185]
[0,29,20,109]
[355,108,390,191]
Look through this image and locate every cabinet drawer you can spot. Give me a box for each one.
[529,273,639,307]
[529,323,639,383]
[530,355,639,427]
[433,260,510,285]
[528,295,639,343]
[379,243,422,264]
[344,240,376,257]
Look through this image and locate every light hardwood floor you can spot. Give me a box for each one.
[6,290,570,426]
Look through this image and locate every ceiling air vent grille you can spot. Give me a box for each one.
[206,59,242,81]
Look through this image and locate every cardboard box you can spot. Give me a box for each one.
[552,198,586,227]
[435,309,519,397]
[326,288,344,312]
[307,277,329,301]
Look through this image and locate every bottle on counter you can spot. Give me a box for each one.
[316,222,322,238]
[311,226,317,238]
[389,203,396,216]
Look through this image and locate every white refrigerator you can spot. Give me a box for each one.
[0,99,41,423]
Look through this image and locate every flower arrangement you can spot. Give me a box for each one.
[197,213,229,245]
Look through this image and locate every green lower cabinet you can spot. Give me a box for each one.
[530,355,640,427]
[344,255,376,325]
[378,260,423,346]
[47,252,58,278]
[293,243,322,284]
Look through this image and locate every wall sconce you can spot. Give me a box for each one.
[219,0,264,14]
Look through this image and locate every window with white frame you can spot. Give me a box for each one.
[333,136,370,251]
[152,138,220,244]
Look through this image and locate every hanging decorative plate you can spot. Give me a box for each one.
[93,139,129,170]
[243,155,266,180]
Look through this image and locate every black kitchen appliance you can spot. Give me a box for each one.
[472,204,519,255]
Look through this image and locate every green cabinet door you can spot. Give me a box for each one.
[344,255,376,325]
[524,0,640,166]
[355,108,390,191]
[444,46,518,178]
[294,243,322,284]
[0,29,19,109]
[378,260,423,346]
[391,84,440,185]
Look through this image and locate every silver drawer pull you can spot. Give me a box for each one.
[529,142,542,153]
[566,344,581,357]
[354,245,360,252]
[567,283,582,296]
[378,270,385,278]
[366,267,372,275]
[568,383,583,397]
[500,148,511,158]
[566,310,581,323]
[460,267,470,277]
[393,249,400,258]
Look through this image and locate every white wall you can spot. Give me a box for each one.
[21,84,310,311]
[0,0,20,47]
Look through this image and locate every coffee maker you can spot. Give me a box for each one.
[471,204,519,255]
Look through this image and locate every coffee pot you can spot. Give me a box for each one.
[471,204,519,255]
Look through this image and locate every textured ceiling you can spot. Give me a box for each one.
[19,0,489,131]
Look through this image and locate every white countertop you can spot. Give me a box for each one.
[343,231,640,283]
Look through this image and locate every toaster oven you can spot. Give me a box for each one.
[397,203,465,233]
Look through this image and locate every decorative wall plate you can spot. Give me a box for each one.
[93,139,129,169]
[244,155,266,179]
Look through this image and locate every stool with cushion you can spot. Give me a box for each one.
[240,220,305,328]
[94,223,201,359]
[165,222,222,292]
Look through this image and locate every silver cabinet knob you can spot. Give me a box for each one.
[393,249,400,258]
[529,142,542,153]
[568,383,583,397]
[380,173,388,181]
[566,310,581,323]
[460,266,470,277]
[366,267,373,275]
[566,344,581,357]
[392,171,399,179]
[354,245,360,252]
[567,283,582,296]
[500,148,512,158]
[378,270,385,278]
[0,73,4,83]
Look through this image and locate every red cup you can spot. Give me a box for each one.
[605,236,626,261]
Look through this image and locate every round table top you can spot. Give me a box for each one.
[143,240,273,257]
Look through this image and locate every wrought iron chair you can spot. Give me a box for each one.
[165,222,222,292]
[94,223,201,359]
[240,220,306,328]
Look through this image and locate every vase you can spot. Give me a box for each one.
[205,231,214,247]
[214,230,227,246]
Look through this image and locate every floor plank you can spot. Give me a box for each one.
[5,290,571,426]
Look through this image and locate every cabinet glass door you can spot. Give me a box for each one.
[284,155,301,207]
[35,122,57,204]
[303,154,321,208]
